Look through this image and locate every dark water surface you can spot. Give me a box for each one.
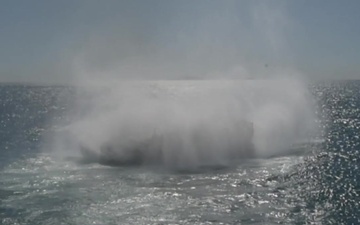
[0,81,359,224]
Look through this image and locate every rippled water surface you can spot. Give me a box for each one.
[1,81,360,224]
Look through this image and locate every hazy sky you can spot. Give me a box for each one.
[0,0,359,83]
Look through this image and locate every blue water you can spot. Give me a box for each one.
[0,81,359,224]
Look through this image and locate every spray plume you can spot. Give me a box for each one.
[51,1,318,170]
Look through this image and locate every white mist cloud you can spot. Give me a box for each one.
[51,79,317,170]
[48,1,319,170]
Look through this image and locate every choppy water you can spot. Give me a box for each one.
[1,81,360,224]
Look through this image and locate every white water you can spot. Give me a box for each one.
[51,79,317,170]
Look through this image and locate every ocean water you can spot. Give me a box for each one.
[0,80,359,224]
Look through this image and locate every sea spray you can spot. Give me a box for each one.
[52,79,317,169]
[47,1,318,170]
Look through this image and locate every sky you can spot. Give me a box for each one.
[0,0,359,84]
